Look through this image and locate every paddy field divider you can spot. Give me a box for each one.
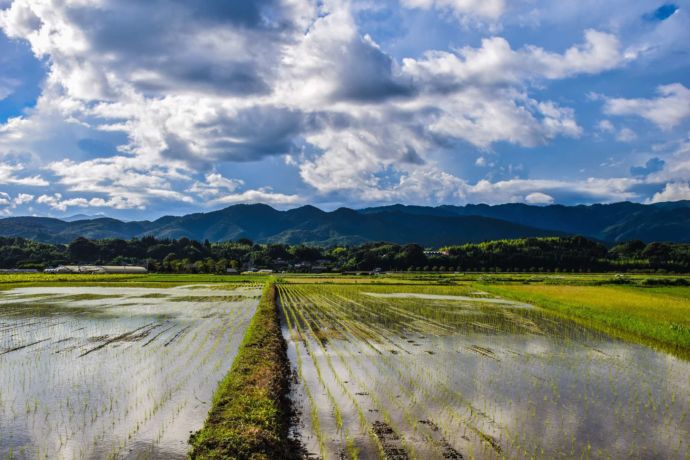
[189,281,298,459]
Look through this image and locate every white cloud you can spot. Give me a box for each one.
[648,182,690,203]
[211,189,302,206]
[0,0,650,212]
[525,192,554,205]
[597,120,614,132]
[400,0,505,21]
[604,83,690,130]
[466,177,639,204]
[0,162,48,186]
[402,29,622,88]
[527,29,623,79]
[188,172,244,198]
[616,127,637,142]
[36,193,144,211]
[13,192,33,206]
[46,157,192,209]
[0,191,35,215]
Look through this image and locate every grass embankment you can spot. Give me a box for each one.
[189,282,297,459]
[481,283,690,358]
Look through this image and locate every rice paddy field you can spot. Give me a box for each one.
[2,273,690,460]
[0,283,262,459]
[278,282,690,459]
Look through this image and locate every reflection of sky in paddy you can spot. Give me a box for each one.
[285,288,690,459]
[426,332,690,458]
[0,285,260,459]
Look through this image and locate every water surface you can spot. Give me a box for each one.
[281,285,690,459]
[0,285,260,459]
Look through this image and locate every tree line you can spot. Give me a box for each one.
[0,235,689,273]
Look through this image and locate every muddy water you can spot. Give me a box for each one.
[0,285,260,460]
[281,285,690,460]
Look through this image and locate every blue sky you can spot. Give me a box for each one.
[0,0,689,220]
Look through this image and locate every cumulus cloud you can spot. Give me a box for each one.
[616,127,638,143]
[525,192,554,205]
[188,172,244,198]
[0,162,48,186]
[603,83,690,130]
[402,29,622,88]
[36,193,141,212]
[13,192,33,206]
[46,157,193,209]
[211,189,302,206]
[296,26,622,193]
[0,191,34,215]
[189,171,302,206]
[0,0,661,213]
[648,182,690,203]
[400,0,505,21]
[597,120,615,133]
[466,177,640,204]
[0,0,308,100]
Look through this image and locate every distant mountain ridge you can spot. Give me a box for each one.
[0,201,689,246]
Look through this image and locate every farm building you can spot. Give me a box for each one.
[44,265,148,274]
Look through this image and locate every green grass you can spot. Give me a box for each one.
[481,283,690,358]
[0,273,267,290]
[189,282,297,460]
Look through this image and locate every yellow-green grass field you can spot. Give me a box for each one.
[480,283,690,358]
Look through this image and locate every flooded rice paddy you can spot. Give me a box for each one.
[279,284,690,459]
[0,284,261,459]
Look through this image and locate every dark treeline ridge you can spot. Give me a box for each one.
[2,235,690,274]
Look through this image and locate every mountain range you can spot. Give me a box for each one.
[1,201,689,246]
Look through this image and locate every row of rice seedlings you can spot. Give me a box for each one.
[282,292,432,458]
[517,318,690,457]
[292,293,457,459]
[281,286,381,459]
[352,292,588,456]
[283,285,482,458]
[288,284,690,459]
[291,286,506,458]
[0,288,260,459]
[282,289,421,460]
[420,294,684,456]
[126,301,256,454]
[282,286,403,459]
[106,299,256,455]
[140,299,256,450]
[278,288,329,459]
[335,292,455,337]
[412,317,686,458]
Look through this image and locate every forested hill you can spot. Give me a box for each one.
[360,200,690,243]
[0,201,689,246]
[2,235,689,273]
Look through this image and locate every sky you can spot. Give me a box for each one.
[0,0,689,220]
